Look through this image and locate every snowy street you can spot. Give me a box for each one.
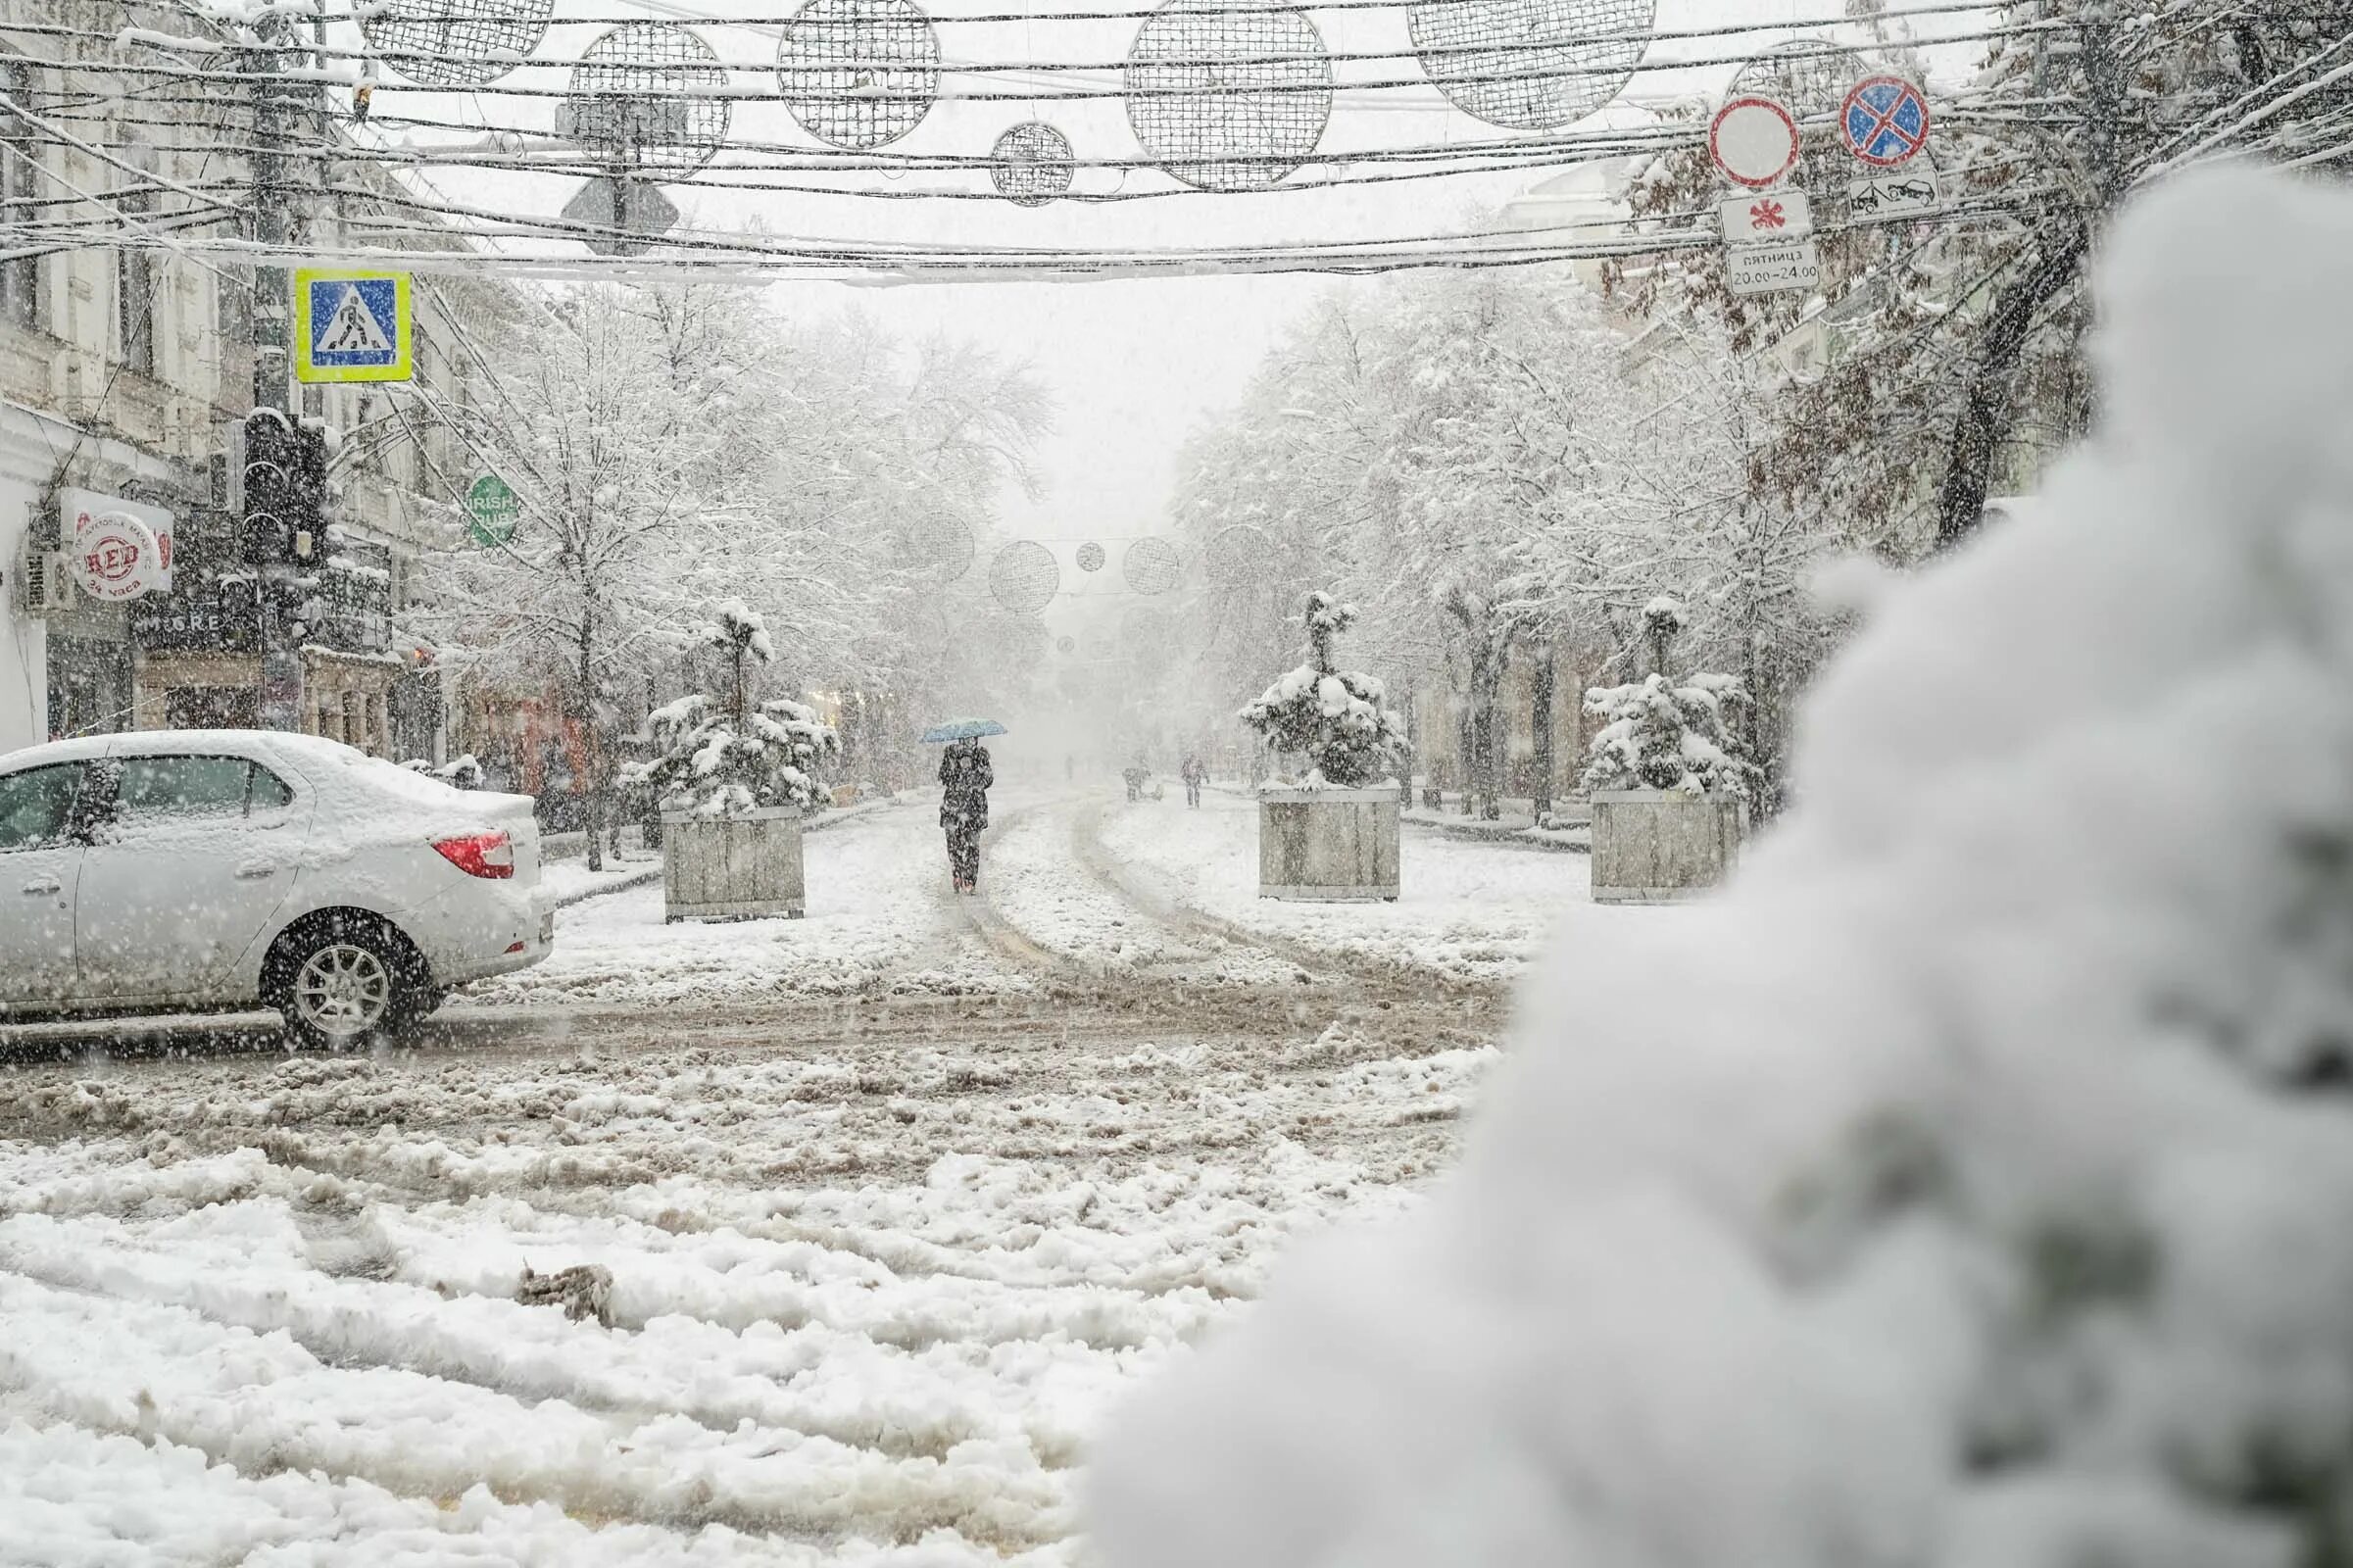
[9,8,2340,1559]
[0,787,1585,1563]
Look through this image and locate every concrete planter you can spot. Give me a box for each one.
[1258,787,1400,903]
[661,806,805,921]
[1589,790,1745,904]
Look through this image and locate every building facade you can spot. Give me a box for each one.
[1,1,506,762]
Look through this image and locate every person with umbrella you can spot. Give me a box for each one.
[924,719,1003,894]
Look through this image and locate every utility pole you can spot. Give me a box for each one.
[244,6,306,731]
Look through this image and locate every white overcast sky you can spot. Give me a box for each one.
[369,0,1988,607]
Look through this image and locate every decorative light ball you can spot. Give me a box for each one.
[1124,0,1332,192]
[991,122,1077,206]
[363,0,552,87]
[1202,521,1271,585]
[564,24,731,174]
[1728,37,1850,123]
[779,0,941,150]
[989,540,1061,615]
[902,514,975,582]
[1409,0,1653,131]
[1123,537,1182,595]
[1057,634,1078,655]
[1075,540,1107,572]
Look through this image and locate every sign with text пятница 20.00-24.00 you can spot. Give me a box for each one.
[295,269,412,383]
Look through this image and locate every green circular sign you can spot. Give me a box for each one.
[466,472,520,546]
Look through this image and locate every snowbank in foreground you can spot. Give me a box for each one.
[1091,170,2353,1568]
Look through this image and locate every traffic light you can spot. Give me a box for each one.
[241,409,325,564]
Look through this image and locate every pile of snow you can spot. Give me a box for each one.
[1091,170,2353,1568]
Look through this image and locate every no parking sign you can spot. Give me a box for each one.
[1841,74,1931,168]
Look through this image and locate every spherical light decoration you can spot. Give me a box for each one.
[1057,634,1078,655]
[1121,606,1174,657]
[564,24,731,174]
[1729,38,1850,124]
[897,514,974,582]
[1202,521,1272,584]
[989,540,1061,615]
[779,0,940,151]
[1123,536,1183,595]
[1124,0,1333,192]
[991,122,1077,206]
[1409,0,1652,131]
[362,0,553,87]
[977,614,1050,666]
[1075,540,1107,572]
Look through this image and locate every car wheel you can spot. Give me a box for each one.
[269,920,422,1050]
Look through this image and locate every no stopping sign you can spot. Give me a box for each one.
[1709,95,1801,189]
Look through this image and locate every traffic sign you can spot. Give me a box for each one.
[1726,238,1822,297]
[1709,96,1801,189]
[1849,171,1943,220]
[1720,190,1812,243]
[1840,74,1931,168]
[465,472,521,547]
[561,176,680,258]
[294,268,412,383]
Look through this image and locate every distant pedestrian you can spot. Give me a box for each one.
[940,737,993,894]
[1123,763,1147,803]
[1180,754,1205,808]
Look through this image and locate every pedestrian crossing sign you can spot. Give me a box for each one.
[293,268,412,383]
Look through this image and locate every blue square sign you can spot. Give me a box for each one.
[294,268,412,382]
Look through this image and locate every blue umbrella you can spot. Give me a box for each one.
[920,718,1008,744]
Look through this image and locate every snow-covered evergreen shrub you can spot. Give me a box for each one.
[1095,172,2353,1568]
[1582,597,1760,798]
[630,602,838,816]
[1238,592,1407,789]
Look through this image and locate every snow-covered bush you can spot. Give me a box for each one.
[1093,172,2353,1568]
[1239,593,1407,789]
[629,603,838,816]
[399,753,483,790]
[1583,598,1759,798]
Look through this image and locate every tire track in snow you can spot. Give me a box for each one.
[0,1269,1072,1549]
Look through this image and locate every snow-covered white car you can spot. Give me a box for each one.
[0,730,553,1047]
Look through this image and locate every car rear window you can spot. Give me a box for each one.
[250,764,295,810]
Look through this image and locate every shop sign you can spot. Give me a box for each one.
[131,575,262,653]
[61,489,174,600]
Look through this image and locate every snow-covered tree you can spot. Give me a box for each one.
[410,284,1052,848]
[1581,598,1760,800]
[631,604,839,817]
[1239,593,1408,789]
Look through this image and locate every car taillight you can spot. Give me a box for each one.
[432,830,514,879]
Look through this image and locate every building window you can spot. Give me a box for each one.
[0,62,41,329]
[116,141,157,374]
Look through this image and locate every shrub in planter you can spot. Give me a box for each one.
[1583,598,1758,903]
[630,603,839,920]
[1240,593,1408,901]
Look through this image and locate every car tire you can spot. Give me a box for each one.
[266,914,428,1051]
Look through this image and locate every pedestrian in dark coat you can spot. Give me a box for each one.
[1180,755,1206,808]
[940,737,994,893]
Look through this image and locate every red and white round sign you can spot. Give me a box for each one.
[70,511,165,602]
[1709,95,1802,189]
